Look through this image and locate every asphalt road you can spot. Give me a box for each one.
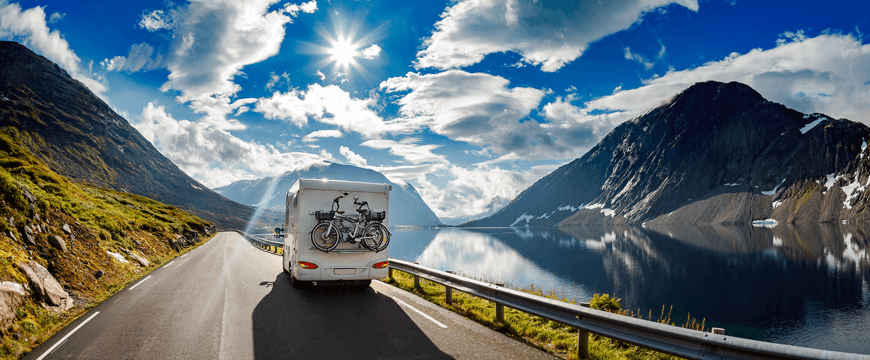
[26,232,557,360]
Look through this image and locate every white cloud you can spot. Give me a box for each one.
[139,9,170,32]
[255,84,389,138]
[133,102,330,188]
[362,44,381,59]
[580,33,870,128]
[109,1,318,130]
[265,71,290,91]
[0,1,106,97]
[101,42,162,73]
[340,146,368,167]
[285,0,317,15]
[370,163,449,185]
[302,129,343,142]
[362,138,448,164]
[48,12,63,23]
[624,44,665,70]
[415,0,698,72]
[413,165,543,220]
[382,70,580,159]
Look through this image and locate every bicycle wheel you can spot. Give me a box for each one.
[311,222,340,251]
[362,223,389,251]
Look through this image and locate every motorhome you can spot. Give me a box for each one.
[283,178,391,287]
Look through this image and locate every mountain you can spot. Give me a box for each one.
[213,162,443,226]
[0,41,259,230]
[465,81,870,227]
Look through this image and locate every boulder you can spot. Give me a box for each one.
[18,261,73,312]
[94,270,104,279]
[22,187,36,204]
[62,224,72,235]
[48,235,67,252]
[106,251,128,263]
[123,249,150,267]
[0,281,26,329]
[23,225,36,245]
[8,231,17,243]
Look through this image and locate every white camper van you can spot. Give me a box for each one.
[283,178,391,287]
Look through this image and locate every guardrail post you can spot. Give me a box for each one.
[413,263,420,289]
[495,283,505,323]
[388,267,393,280]
[578,302,590,359]
[445,271,454,305]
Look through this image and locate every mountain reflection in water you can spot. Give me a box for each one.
[388,224,870,354]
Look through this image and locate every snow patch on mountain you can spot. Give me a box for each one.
[511,213,535,227]
[800,114,826,134]
[761,178,785,196]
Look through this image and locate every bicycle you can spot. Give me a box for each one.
[310,192,390,252]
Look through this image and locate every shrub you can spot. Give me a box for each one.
[590,293,622,313]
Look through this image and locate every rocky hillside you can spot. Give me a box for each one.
[465,81,870,227]
[214,162,443,226]
[0,41,257,230]
[0,130,211,358]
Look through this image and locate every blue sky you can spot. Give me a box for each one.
[1,0,869,223]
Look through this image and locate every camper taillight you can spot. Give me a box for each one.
[372,261,389,269]
[298,261,318,269]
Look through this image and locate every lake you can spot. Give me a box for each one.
[387,224,870,354]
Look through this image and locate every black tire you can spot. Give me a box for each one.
[357,280,372,288]
[362,223,390,251]
[290,275,304,288]
[310,222,340,251]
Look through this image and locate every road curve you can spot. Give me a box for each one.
[26,232,556,360]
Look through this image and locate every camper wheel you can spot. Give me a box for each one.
[290,275,306,289]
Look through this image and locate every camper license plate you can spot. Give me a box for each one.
[334,268,356,275]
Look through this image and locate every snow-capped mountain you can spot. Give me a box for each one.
[465,81,870,227]
[213,162,443,226]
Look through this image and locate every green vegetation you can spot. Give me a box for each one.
[0,129,213,359]
[384,270,710,360]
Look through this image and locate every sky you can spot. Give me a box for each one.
[1,0,869,223]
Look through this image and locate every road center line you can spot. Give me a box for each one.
[129,275,151,290]
[37,311,100,360]
[392,296,447,328]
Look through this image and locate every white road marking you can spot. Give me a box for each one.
[392,296,447,328]
[37,311,100,360]
[180,253,188,258]
[129,275,152,290]
[165,260,175,267]
[112,296,123,304]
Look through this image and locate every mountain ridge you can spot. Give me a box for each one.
[465,81,870,227]
[0,41,259,230]
[214,162,443,226]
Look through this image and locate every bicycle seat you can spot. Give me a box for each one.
[356,208,367,213]
[337,211,345,214]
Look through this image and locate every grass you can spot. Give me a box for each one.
[383,270,709,360]
[0,129,215,359]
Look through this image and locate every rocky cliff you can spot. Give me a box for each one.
[465,81,870,227]
[0,41,256,230]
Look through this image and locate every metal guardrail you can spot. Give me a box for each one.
[236,231,283,254]
[389,258,870,360]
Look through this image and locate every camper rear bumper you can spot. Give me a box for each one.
[296,267,388,281]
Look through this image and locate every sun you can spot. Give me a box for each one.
[329,38,358,67]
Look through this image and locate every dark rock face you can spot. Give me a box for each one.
[0,41,255,230]
[466,81,870,226]
[214,162,443,226]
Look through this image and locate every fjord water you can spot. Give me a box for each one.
[389,225,870,354]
